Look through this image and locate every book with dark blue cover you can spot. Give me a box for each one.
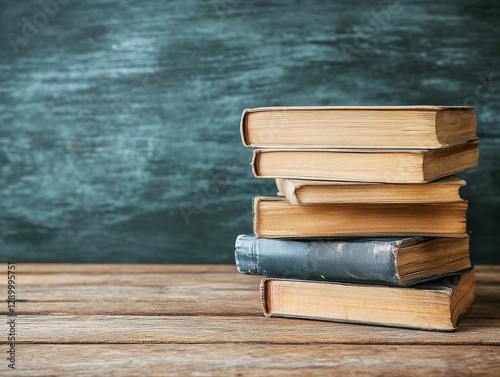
[235,234,471,286]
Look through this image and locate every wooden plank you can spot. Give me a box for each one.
[1,315,499,345]
[1,294,497,318]
[10,264,500,277]
[2,282,258,302]
[0,294,496,319]
[8,267,500,286]
[0,265,497,318]
[6,279,498,300]
[0,283,263,316]
[0,268,263,316]
[11,264,238,274]
[0,300,262,317]
[10,344,500,376]
[8,273,262,299]
[0,264,498,375]
[12,272,261,286]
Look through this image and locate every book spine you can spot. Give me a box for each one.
[260,278,271,317]
[251,150,261,177]
[260,281,457,332]
[235,235,403,285]
[240,108,251,147]
[234,234,259,274]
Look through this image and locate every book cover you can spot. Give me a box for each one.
[261,270,476,331]
[275,176,465,204]
[252,140,479,183]
[235,234,471,286]
[253,197,468,238]
[241,106,477,149]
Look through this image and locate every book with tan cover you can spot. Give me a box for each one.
[276,176,465,204]
[252,140,479,183]
[253,196,468,238]
[261,270,476,331]
[241,106,477,149]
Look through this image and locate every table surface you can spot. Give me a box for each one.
[1,264,499,376]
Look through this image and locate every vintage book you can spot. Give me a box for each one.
[235,234,471,286]
[252,140,479,183]
[241,106,477,149]
[261,269,476,331]
[276,176,465,204]
[253,196,468,238]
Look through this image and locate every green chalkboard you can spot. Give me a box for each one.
[0,0,499,263]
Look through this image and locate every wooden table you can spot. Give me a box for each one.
[1,264,499,376]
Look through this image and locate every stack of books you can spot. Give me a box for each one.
[235,106,480,331]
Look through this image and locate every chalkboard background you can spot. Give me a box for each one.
[0,0,499,263]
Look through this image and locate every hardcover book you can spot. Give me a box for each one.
[253,196,468,238]
[261,270,476,331]
[252,140,479,184]
[235,234,471,286]
[276,176,465,205]
[241,106,477,149]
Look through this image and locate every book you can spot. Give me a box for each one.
[241,106,477,149]
[276,176,465,205]
[253,196,468,238]
[261,269,476,331]
[252,140,479,183]
[235,234,471,286]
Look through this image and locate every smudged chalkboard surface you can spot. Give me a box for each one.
[0,0,499,263]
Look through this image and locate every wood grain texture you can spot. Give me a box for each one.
[0,264,497,317]
[0,1,499,263]
[8,344,500,377]
[4,316,500,345]
[12,264,239,274]
[0,264,499,376]
[11,263,500,279]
